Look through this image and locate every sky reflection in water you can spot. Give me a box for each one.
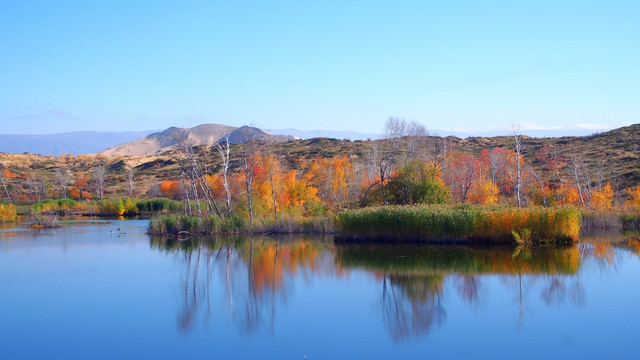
[1,220,639,359]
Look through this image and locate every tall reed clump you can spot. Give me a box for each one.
[148,213,335,235]
[259,215,334,234]
[97,198,139,216]
[0,203,18,222]
[335,205,581,244]
[149,214,222,235]
[135,198,181,213]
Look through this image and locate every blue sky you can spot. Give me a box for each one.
[1,0,638,135]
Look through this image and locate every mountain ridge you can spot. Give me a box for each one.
[98,124,296,156]
[0,124,620,156]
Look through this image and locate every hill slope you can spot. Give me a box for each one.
[1,123,638,200]
[448,123,640,191]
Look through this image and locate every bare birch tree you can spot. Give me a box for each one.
[214,133,232,217]
[0,169,10,202]
[55,167,71,199]
[93,164,107,200]
[126,165,136,197]
[241,139,259,224]
[511,124,524,207]
[568,142,588,208]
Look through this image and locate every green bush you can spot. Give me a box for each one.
[97,199,125,216]
[221,213,247,233]
[179,215,200,233]
[33,198,79,212]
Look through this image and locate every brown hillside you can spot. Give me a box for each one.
[1,124,639,200]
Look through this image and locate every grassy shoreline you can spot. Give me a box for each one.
[147,204,584,244]
[18,198,639,245]
[148,213,334,236]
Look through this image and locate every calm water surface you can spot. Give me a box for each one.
[1,220,640,359]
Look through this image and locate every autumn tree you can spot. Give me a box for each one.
[282,169,320,213]
[591,182,614,210]
[447,152,478,204]
[0,167,17,202]
[160,180,182,200]
[306,155,356,210]
[255,151,284,221]
[468,177,499,205]
[71,172,91,201]
[487,147,512,198]
[626,183,640,210]
[555,182,581,206]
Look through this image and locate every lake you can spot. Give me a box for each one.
[1,220,639,359]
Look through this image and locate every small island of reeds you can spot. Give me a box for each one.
[335,204,581,244]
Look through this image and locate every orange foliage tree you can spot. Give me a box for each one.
[555,183,580,207]
[306,155,355,210]
[254,152,284,221]
[70,173,92,201]
[282,170,320,213]
[160,180,182,200]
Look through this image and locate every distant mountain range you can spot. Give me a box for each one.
[99,124,296,156]
[0,123,618,156]
[271,128,377,141]
[0,130,157,156]
[271,125,613,140]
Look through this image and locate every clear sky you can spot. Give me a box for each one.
[1,0,638,135]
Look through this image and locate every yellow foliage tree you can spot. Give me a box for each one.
[626,183,640,210]
[591,182,614,210]
[0,203,17,222]
[283,170,319,210]
[468,178,499,205]
[306,155,354,209]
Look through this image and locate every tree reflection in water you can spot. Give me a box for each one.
[381,274,446,340]
[150,235,640,341]
[336,243,586,339]
[150,235,337,335]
